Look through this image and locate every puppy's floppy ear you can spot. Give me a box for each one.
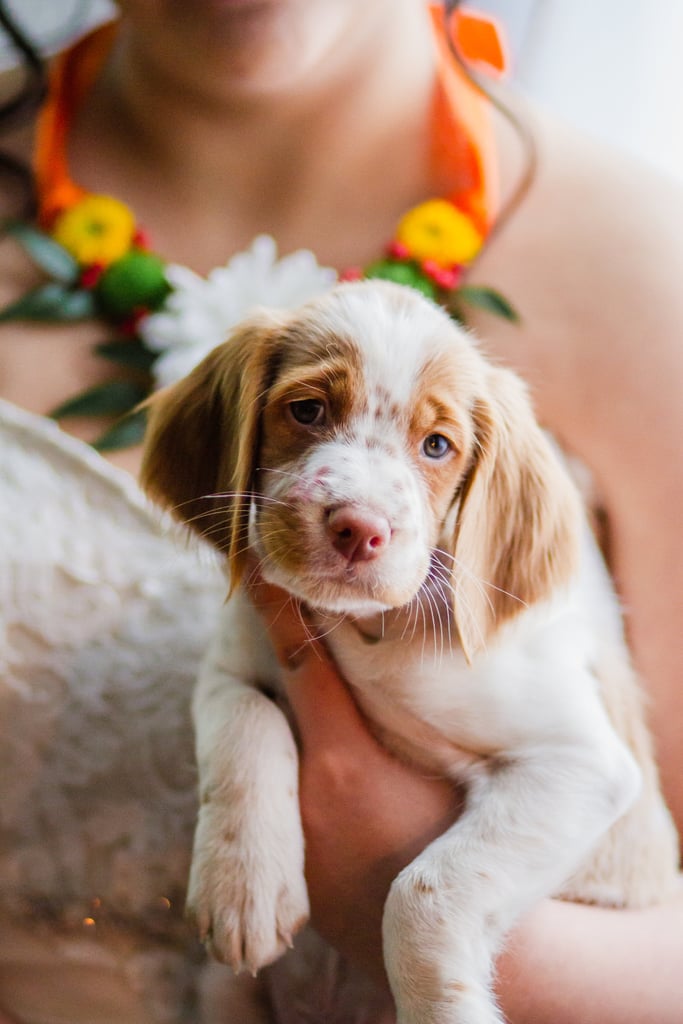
[448,366,582,662]
[140,311,285,588]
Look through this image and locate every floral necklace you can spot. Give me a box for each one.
[1,10,514,451]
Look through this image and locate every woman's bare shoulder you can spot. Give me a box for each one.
[521,106,683,303]
[471,103,683,453]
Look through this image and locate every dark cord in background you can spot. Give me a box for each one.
[0,1,46,220]
[443,0,538,245]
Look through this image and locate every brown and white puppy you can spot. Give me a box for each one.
[142,281,678,1024]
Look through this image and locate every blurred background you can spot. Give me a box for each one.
[1,0,682,181]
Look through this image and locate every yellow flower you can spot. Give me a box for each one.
[395,199,482,268]
[52,195,136,266]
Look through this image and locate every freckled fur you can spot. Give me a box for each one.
[142,281,679,1024]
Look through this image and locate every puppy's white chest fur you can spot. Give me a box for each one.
[295,535,604,779]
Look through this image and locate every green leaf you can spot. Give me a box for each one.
[94,408,148,452]
[0,282,96,322]
[50,380,147,420]
[94,340,156,372]
[4,221,80,284]
[364,259,438,300]
[455,285,519,322]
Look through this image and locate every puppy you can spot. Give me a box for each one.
[141,281,678,1024]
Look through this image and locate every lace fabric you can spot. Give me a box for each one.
[0,400,234,1023]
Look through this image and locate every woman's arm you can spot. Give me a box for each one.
[497,886,683,1024]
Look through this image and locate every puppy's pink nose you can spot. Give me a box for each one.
[326,506,391,563]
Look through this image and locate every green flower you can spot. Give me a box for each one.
[97,250,170,318]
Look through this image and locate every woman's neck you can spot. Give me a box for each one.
[68,4,439,273]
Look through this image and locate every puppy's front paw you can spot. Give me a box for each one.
[383,867,504,1024]
[187,804,309,975]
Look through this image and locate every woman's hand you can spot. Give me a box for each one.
[248,575,461,981]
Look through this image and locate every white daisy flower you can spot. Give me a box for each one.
[141,235,338,388]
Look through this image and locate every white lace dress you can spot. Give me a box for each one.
[0,399,243,1024]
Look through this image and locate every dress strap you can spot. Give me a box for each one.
[429,4,507,235]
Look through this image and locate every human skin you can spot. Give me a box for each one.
[0,0,681,1019]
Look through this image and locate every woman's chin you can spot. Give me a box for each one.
[120,0,362,98]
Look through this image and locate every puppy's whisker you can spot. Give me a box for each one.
[432,546,456,569]
[451,557,496,618]
[454,586,488,655]
[429,577,455,662]
[277,606,328,665]
[421,592,434,668]
[243,558,266,590]
[425,584,445,668]
[210,493,294,511]
[308,615,347,645]
[478,579,528,607]
[257,467,310,484]
[242,385,272,424]
[184,506,238,530]
[417,584,436,663]
[435,546,526,611]
[430,554,489,651]
[166,491,249,516]
[398,601,414,643]
[178,495,294,533]
[191,515,237,540]
[402,592,424,646]
[275,594,310,637]
[427,561,457,598]
[411,591,429,668]
[225,526,293,562]
[430,580,458,651]
[191,491,253,502]
[409,599,422,645]
[246,525,303,554]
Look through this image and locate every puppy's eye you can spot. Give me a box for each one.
[289,398,325,426]
[422,433,451,459]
